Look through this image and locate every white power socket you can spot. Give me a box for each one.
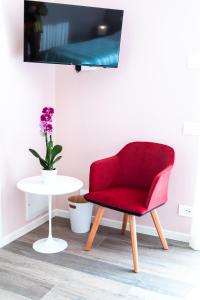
[178,204,193,218]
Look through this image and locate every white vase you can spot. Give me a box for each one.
[41,169,57,184]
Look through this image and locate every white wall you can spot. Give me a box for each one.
[1,0,200,242]
[0,0,55,237]
[0,0,5,246]
[55,0,200,234]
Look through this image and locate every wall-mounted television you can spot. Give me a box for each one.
[24,1,124,69]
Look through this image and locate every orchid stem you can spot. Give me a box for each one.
[45,133,48,147]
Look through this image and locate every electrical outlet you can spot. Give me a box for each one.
[178,204,193,218]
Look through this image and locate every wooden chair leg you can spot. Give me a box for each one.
[121,213,128,235]
[129,215,139,273]
[151,209,169,250]
[85,207,105,251]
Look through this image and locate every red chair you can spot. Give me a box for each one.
[84,142,175,273]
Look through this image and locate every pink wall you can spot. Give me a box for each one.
[1,0,200,239]
[55,0,200,234]
[1,0,55,236]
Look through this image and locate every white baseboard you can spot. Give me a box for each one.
[0,208,189,248]
[55,209,70,219]
[55,209,189,243]
[0,211,56,248]
[136,224,189,243]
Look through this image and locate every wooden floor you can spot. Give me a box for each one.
[0,217,200,300]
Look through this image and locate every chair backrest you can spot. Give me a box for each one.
[117,142,175,191]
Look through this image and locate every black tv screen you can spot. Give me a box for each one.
[24,1,124,68]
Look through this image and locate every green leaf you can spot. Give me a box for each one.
[47,141,53,148]
[52,156,62,165]
[45,151,50,166]
[29,148,49,169]
[45,145,51,164]
[50,145,62,164]
[29,149,41,159]
[39,158,48,169]
[45,141,54,167]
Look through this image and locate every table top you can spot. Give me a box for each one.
[17,175,83,196]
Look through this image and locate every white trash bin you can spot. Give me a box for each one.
[68,195,93,233]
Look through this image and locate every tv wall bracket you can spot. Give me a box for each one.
[75,65,99,72]
[75,65,82,72]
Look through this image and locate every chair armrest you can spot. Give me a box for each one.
[89,155,120,192]
[145,166,173,210]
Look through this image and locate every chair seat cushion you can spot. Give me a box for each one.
[84,187,149,216]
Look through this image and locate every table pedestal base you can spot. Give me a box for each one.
[33,238,68,254]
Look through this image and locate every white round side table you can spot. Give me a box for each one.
[17,175,83,254]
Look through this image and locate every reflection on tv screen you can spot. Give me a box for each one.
[24,1,124,68]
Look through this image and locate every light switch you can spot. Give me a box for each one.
[183,122,200,136]
[187,55,200,69]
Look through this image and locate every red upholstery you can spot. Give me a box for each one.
[86,187,148,216]
[85,142,175,216]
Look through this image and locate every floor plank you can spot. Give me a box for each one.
[1,217,200,300]
[0,288,31,300]
[0,266,52,300]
